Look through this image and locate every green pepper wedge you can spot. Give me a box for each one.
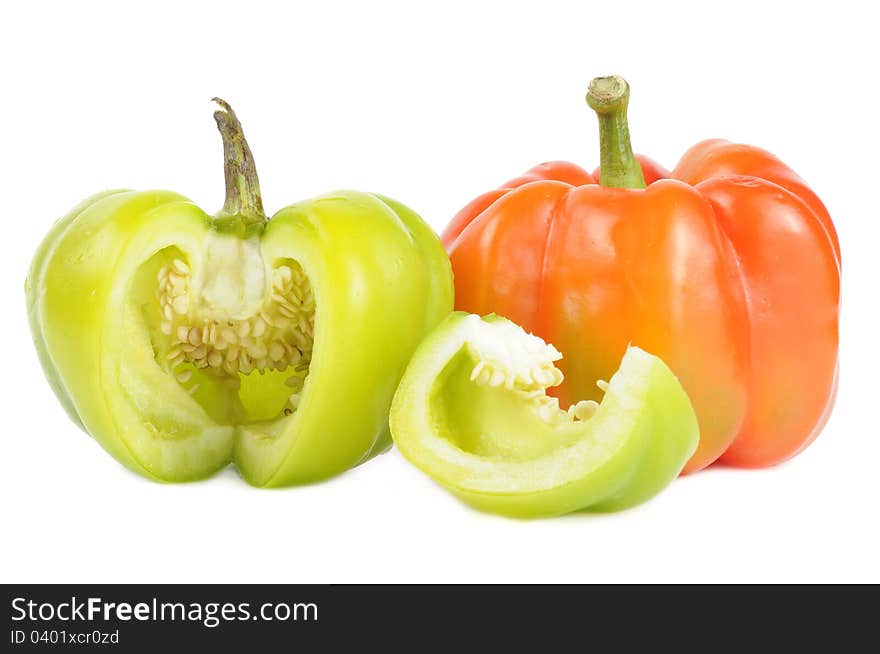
[390,312,699,518]
[26,100,453,486]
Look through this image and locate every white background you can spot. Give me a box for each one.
[1,0,877,583]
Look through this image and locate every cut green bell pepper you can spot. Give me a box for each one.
[26,99,453,486]
[390,312,699,517]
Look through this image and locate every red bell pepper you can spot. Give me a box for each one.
[443,75,840,472]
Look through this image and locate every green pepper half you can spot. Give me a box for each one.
[390,312,699,517]
[26,100,453,486]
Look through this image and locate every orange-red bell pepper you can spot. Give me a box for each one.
[443,75,840,472]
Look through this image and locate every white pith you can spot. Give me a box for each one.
[461,314,602,423]
[155,240,315,415]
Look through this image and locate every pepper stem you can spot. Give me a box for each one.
[586,76,646,189]
[212,98,267,233]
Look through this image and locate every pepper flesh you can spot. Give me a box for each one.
[443,76,840,472]
[26,103,453,485]
[390,312,699,518]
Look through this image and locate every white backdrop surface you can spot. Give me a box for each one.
[1,0,876,583]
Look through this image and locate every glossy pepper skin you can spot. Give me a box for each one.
[26,101,453,486]
[443,76,840,472]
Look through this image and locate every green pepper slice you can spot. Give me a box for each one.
[26,100,453,486]
[390,312,699,517]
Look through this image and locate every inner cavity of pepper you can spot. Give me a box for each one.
[468,353,600,425]
[152,253,315,420]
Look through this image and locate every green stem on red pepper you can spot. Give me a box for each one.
[586,76,647,189]
[212,98,267,235]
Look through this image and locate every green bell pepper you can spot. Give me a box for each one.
[390,312,699,518]
[26,99,453,486]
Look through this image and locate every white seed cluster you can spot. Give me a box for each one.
[156,258,315,411]
[470,359,603,424]
[469,359,564,391]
